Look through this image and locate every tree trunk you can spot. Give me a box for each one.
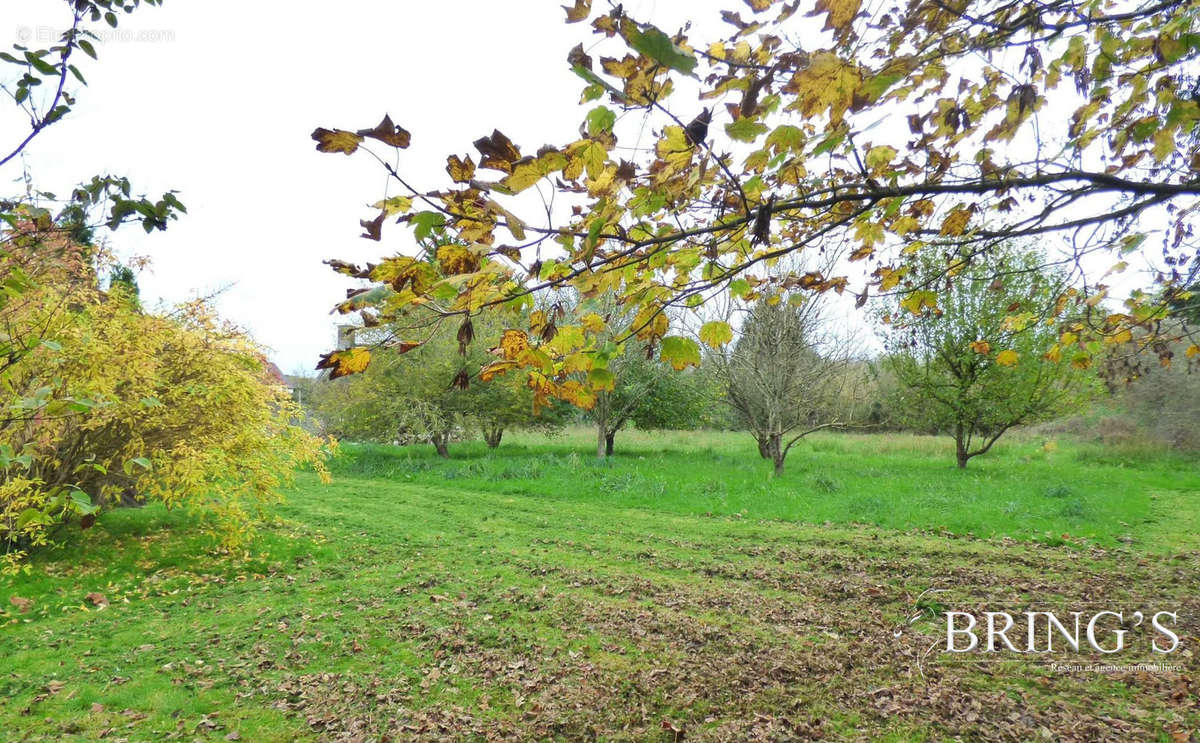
[484,426,503,449]
[756,434,771,459]
[432,431,450,459]
[605,431,615,456]
[596,419,608,458]
[767,432,785,476]
[954,423,969,469]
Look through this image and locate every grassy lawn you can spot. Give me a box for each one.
[2,430,1198,741]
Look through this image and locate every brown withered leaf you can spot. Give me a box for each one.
[85,592,108,608]
[80,513,96,530]
[474,130,522,174]
[385,340,422,354]
[457,318,475,354]
[450,370,470,390]
[360,210,386,241]
[311,128,363,155]
[356,114,411,148]
[325,259,367,278]
[568,43,593,70]
[446,154,476,183]
[9,596,33,613]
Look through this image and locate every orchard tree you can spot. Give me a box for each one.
[313,308,566,456]
[880,244,1096,467]
[312,0,1200,409]
[554,291,709,456]
[586,343,707,456]
[725,293,859,475]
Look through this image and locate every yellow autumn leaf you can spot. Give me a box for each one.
[970,340,991,354]
[864,145,896,174]
[995,349,1019,366]
[940,207,971,236]
[479,359,518,382]
[890,215,919,236]
[437,244,481,275]
[1106,328,1132,345]
[580,312,608,334]
[446,155,476,183]
[315,346,370,379]
[811,0,862,34]
[785,51,861,125]
[699,321,734,349]
[562,0,591,22]
[496,329,531,360]
[311,128,363,156]
[1186,344,1199,359]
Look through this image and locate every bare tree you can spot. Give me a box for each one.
[724,294,860,476]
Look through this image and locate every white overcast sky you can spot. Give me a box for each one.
[4,1,729,374]
[4,1,1158,373]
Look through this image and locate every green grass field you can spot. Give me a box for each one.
[3,430,1198,741]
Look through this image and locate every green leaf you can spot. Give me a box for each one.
[699,321,734,348]
[586,106,616,136]
[123,456,152,476]
[626,24,697,75]
[69,490,99,515]
[588,367,616,391]
[410,211,446,241]
[660,336,701,370]
[812,129,847,156]
[725,118,769,142]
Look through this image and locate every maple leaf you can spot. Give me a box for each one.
[474,130,522,174]
[939,207,972,236]
[315,347,371,379]
[437,244,481,275]
[356,114,411,148]
[624,22,697,75]
[784,51,861,125]
[699,321,734,348]
[479,359,518,382]
[865,145,896,174]
[311,128,363,155]
[360,210,386,241]
[562,0,591,22]
[446,154,476,183]
[493,329,531,360]
[809,0,862,35]
[660,336,701,370]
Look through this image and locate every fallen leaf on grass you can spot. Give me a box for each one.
[85,592,108,608]
[9,595,33,612]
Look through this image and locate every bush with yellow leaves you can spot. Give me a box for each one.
[0,228,332,573]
